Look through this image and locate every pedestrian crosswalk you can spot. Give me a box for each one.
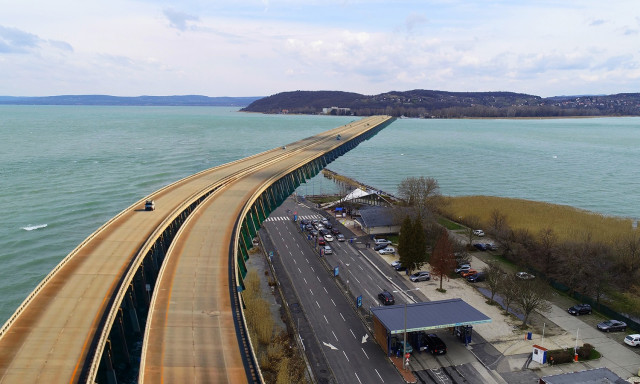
[264,214,323,222]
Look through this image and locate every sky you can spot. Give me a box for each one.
[1,0,639,98]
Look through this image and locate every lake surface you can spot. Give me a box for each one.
[1,106,639,323]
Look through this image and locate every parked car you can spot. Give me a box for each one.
[624,334,640,347]
[378,247,396,255]
[324,234,334,242]
[485,243,498,251]
[323,245,333,255]
[336,234,345,242]
[410,271,431,282]
[515,272,535,280]
[378,291,395,305]
[473,229,485,237]
[374,243,389,251]
[473,243,487,251]
[597,319,627,332]
[467,272,486,282]
[374,238,392,246]
[421,333,447,355]
[455,264,471,274]
[390,260,406,271]
[460,269,478,278]
[568,304,592,316]
[396,340,413,354]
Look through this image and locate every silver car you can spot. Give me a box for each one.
[410,271,431,282]
[378,247,395,255]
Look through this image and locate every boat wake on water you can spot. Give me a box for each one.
[22,224,48,231]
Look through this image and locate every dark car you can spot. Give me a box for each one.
[324,223,333,229]
[374,243,389,251]
[421,333,447,355]
[568,304,592,316]
[331,228,340,235]
[597,319,627,332]
[320,228,330,236]
[336,234,345,242]
[300,219,310,226]
[378,291,395,305]
[467,272,486,283]
[473,243,487,251]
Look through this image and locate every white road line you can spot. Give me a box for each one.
[331,299,336,306]
[324,315,329,324]
[332,331,338,342]
[352,275,361,284]
[306,258,309,263]
[298,267,302,274]
[310,266,315,272]
[303,277,307,284]
[361,348,369,359]
[358,265,364,270]
[376,284,383,291]
[317,276,321,282]
[375,369,383,382]
[354,371,361,384]
[343,351,350,362]
[350,329,356,339]
[316,301,320,309]
[309,289,313,296]
[340,313,345,321]
[293,258,297,264]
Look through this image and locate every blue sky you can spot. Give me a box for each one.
[1,0,638,97]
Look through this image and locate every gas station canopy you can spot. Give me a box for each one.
[371,298,491,335]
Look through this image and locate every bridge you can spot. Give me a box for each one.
[0,116,395,383]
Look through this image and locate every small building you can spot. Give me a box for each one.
[539,367,627,384]
[354,205,400,236]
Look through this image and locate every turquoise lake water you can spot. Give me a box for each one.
[1,106,639,323]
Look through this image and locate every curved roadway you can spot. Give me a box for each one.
[0,116,393,383]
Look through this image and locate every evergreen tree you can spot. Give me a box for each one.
[398,216,413,269]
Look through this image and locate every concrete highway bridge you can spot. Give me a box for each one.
[0,116,395,383]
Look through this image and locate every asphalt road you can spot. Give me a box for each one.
[263,199,402,384]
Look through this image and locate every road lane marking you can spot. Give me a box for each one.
[306,258,309,263]
[361,348,369,359]
[358,265,364,270]
[317,276,321,282]
[354,372,362,384]
[293,258,296,264]
[303,277,307,284]
[343,351,350,362]
[332,331,338,341]
[331,299,336,306]
[298,267,302,273]
[324,315,329,324]
[350,329,356,339]
[310,266,315,272]
[352,275,361,284]
[316,301,320,309]
[376,284,383,291]
[340,313,345,321]
[323,287,328,294]
[375,369,383,382]
[309,289,313,296]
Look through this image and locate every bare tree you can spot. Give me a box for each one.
[484,262,504,303]
[431,229,457,291]
[514,278,552,326]
[615,231,640,288]
[500,274,519,314]
[397,176,442,217]
[464,215,482,246]
[535,228,558,275]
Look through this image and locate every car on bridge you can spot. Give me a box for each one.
[144,200,155,211]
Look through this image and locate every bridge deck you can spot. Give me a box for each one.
[0,116,392,383]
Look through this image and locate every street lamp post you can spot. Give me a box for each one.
[393,287,420,370]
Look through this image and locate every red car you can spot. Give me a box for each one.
[318,237,326,246]
[460,269,478,278]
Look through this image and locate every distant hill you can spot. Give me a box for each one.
[241,90,640,118]
[0,95,262,107]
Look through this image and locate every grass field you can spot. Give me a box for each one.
[441,195,636,244]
